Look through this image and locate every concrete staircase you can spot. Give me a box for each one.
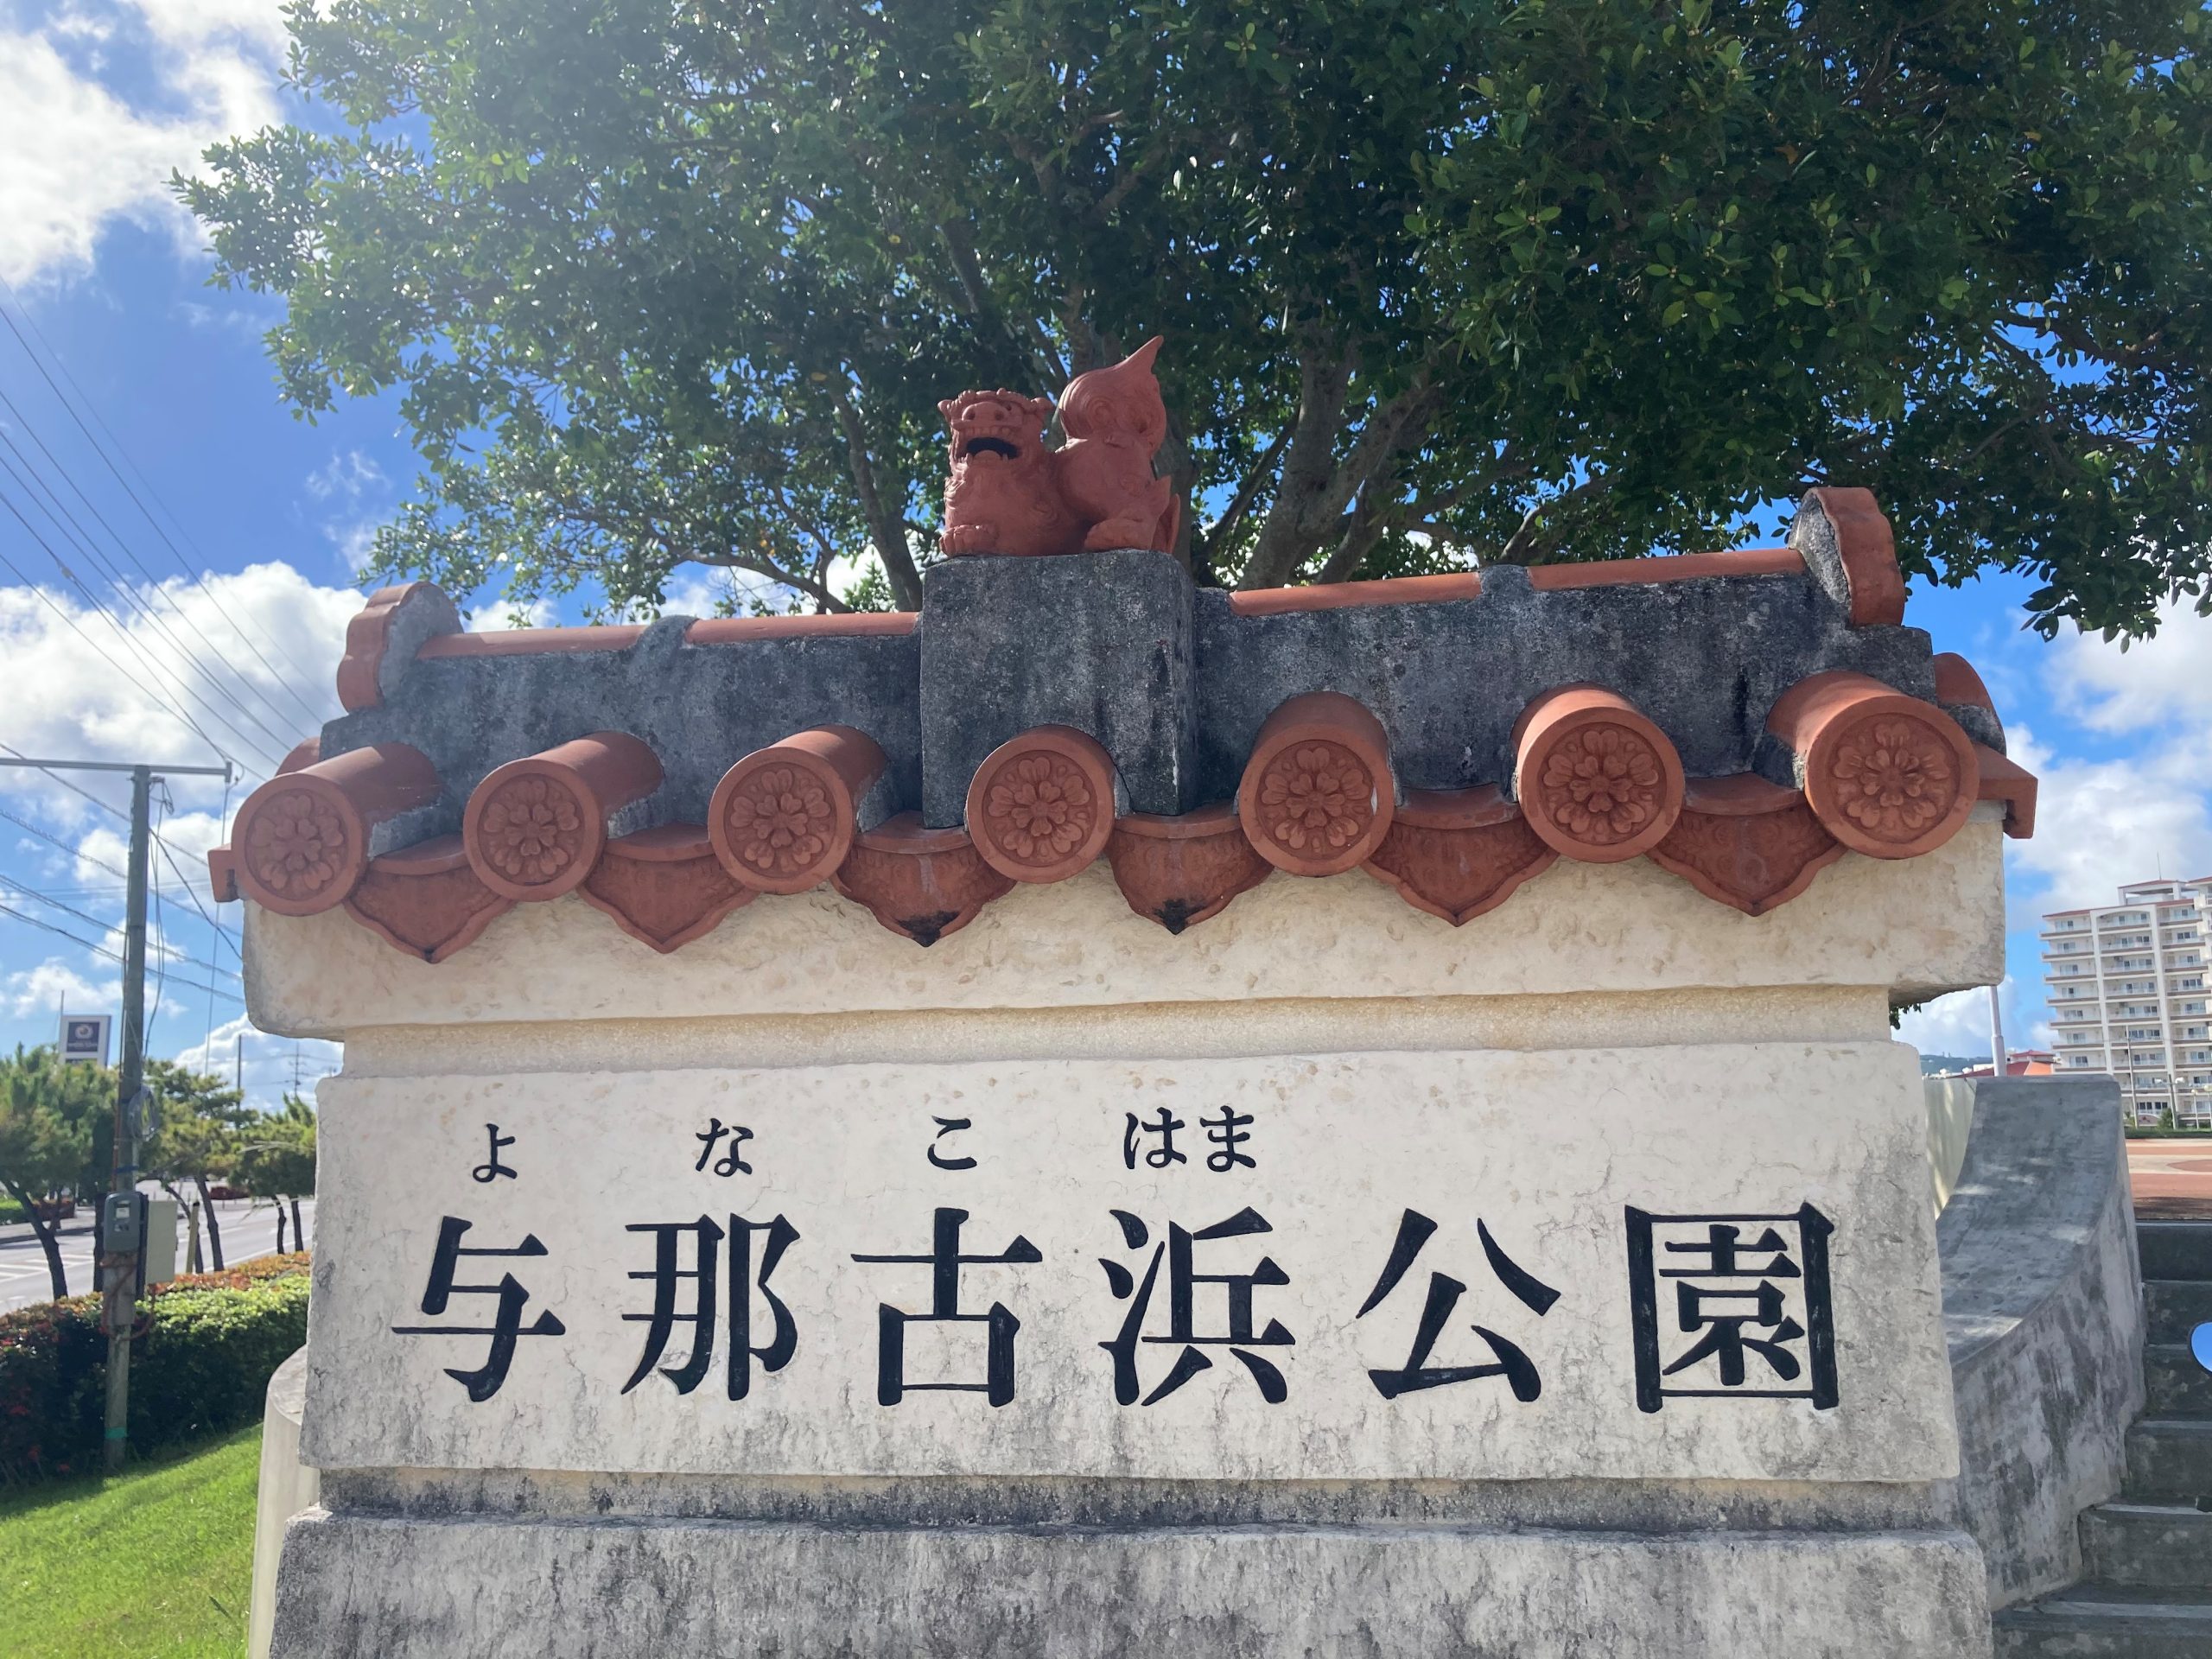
[1993,1222,2212,1656]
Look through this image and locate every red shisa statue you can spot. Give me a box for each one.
[938,337,1180,558]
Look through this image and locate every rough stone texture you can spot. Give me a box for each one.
[919,549,1196,823]
[1941,698,2008,756]
[250,1349,318,1659]
[303,1043,1952,1483]
[317,1464,1952,1530]
[1940,1076,2145,1609]
[314,550,1942,832]
[1198,565,1936,803]
[242,810,2008,1038]
[271,1511,1992,1658]
[257,788,2012,1658]
[321,618,924,829]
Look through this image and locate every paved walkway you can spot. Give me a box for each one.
[2129,1138,2212,1220]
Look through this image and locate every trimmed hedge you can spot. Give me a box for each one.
[0,1252,310,1482]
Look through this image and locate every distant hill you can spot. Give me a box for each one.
[1918,1053,1986,1076]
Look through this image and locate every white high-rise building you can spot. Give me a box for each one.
[2043,876,2212,1125]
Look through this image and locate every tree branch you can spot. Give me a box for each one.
[1496,473,1615,565]
[1198,423,1292,563]
[830,388,925,609]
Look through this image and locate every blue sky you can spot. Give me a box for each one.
[2,0,2209,1097]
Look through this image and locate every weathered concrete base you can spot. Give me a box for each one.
[272,1506,1993,1657]
[1939,1076,2144,1608]
[249,1349,320,1659]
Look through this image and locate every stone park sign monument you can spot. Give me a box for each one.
[217,347,2038,1655]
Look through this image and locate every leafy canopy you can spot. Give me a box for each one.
[142,1059,252,1193]
[0,1046,107,1207]
[233,1095,317,1204]
[182,0,2211,633]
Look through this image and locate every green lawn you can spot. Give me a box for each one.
[0,1426,260,1658]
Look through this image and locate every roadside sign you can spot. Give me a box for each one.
[60,1014,111,1065]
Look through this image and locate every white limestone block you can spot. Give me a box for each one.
[302,1039,1953,1484]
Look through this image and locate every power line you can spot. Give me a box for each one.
[0,394,324,738]
[0,420,316,751]
[0,900,243,1004]
[0,751,255,908]
[0,740,130,821]
[0,803,245,964]
[0,803,129,876]
[0,474,289,771]
[0,493,276,773]
[0,283,329,707]
[153,824,243,969]
[0,875,239,980]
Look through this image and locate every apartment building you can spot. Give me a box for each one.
[2043,876,2212,1125]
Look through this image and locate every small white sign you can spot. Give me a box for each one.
[59,1014,111,1065]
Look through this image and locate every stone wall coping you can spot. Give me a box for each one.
[220,491,2033,963]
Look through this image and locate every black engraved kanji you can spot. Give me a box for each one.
[622,1212,801,1399]
[390,1216,566,1402]
[852,1207,1041,1405]
[1626,1204,1838,1413]
[1099,1206,1294,1405]
[1357,1210,1560,1401]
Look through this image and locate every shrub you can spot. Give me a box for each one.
[0,1253,310,1482]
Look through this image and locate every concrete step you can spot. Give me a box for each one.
[1993,1586,2212,1658]
[2147,1279,2212,1345]
[2127,1420,2212,1503]
[2146,1344,2212,1416]
[2081,1503,2212,1590]
[2139,1222,2212,1283]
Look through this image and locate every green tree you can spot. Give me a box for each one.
[181,0,2209,635]
[0,1046,109,1300]
[235,1095,317,1255]
[143,1059,254,1273]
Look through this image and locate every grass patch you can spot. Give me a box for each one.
[0,1425,260,1658]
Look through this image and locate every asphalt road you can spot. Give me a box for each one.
[0,1196,315,1313]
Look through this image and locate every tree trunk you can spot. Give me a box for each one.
[1242,343,1356,588]
[275,1204,288,1255]
[1241,338,1439,591]
[195,1173,226,1269]
[290,1197,306,1253]
[2,1173,67,1300]
[832,392,924,612]
[161,1182,202,1274]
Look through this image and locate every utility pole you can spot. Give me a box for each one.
[1986,983,2007,1082]
[0,753,232,1472]
[105,764,151,1473]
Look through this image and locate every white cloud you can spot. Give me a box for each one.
[304,449,387,503]
[465,596,560,632]
[1897,981,2015,1062]
[0,561,357,811]
[2,955,118,1020]
[0,0,288,288]
[2046,599,2212,734]
[170,1007,338,1109]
